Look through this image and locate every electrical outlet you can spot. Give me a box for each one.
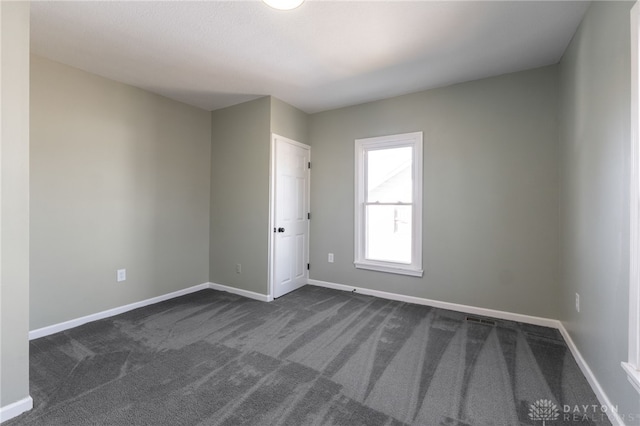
[328,253,334,263]
[117,269,126,282]
[236,263,242,274]
[575,293,580,313]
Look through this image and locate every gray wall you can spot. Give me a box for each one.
[1,0,30,409]
[210,97,271,294]
[30,56,211,330]
[271,97,309,144]
[209,96,308,295]
[559,1,639,420]
[309,66,560,319]
[17,1,639,418]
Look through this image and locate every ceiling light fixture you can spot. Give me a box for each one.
[262,0,304,11]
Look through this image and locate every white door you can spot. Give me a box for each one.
[271,135,310,298]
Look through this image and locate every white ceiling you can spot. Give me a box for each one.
[30,1,590,114]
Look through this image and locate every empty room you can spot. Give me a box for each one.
[1,0,640,424]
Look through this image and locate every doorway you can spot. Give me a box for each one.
[269,134,310,299]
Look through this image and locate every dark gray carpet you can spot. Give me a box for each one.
[7,286,608,425]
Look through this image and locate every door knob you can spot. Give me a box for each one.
[278,227,285,233]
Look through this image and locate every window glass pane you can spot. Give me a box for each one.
[367,146,412,203]
[365,204,412,264]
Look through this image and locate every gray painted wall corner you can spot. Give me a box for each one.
[210,97,272,294]
[29,56,211,329]
[209,96,310,296]
[271,96,310,145]
[559,1,638,421]
[1,0,31,409]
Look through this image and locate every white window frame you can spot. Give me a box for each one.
[354,132,423,277]
[623,0,640,394]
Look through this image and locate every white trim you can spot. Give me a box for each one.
[268,134,276,300]
[30,282,274,340]
[29,282,274,340]
[307,279,556,328]
[268,133,311,299]
[559,324,625,426]
[0,9,3,410]
[622,362,640,394]
[208,282,273,302]
[270,133,310,151]
[20,276,625,424]
[0,396,33,423]
[308,278,624,424]
[354,261,423,277]
[29,283,210,340]
[628,1,640,394]
[354,132,423,277]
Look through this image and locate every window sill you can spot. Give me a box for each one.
[622,362,640,394]
[354,261,423,277]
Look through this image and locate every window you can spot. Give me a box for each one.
[354,132,423,277]
[624,0,640,394]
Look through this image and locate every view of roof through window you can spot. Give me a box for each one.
[365,146,413,264]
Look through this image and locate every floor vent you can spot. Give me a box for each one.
[524,331,563,342]
[466,316,497,326]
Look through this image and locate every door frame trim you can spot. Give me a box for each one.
[268,133,311,299]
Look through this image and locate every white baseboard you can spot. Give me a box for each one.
[29,283,211,340]
[621,361,640,394]
[208,282,273,302]
[23,277,622,425]
[309,278,624,425]
[558,324,625,426]
[308,279,558,328]
[0,396,33,423]
[29,282,272,340]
